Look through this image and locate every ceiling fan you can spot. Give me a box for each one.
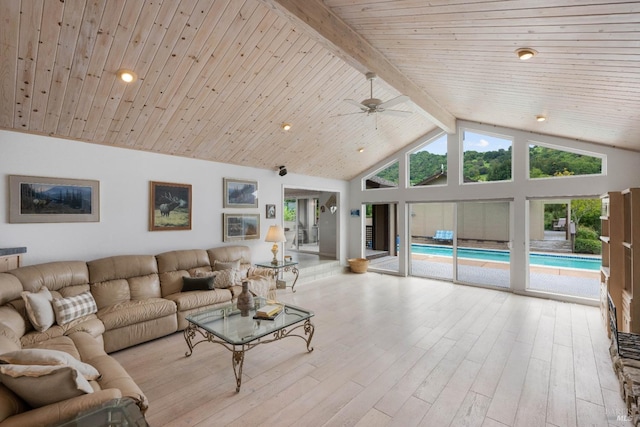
[343,72,413,118]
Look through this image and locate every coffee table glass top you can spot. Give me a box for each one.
[185,299,313,345]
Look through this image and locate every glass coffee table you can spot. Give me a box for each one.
[184,299,314,392]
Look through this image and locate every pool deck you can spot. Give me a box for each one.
[370,253,600,299]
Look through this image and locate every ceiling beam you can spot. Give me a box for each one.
[261,0,456,133]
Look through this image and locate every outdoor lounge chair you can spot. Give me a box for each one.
[553,217,566,230]
[433,230,454,243]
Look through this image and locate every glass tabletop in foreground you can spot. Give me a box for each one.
[185,301,313,345]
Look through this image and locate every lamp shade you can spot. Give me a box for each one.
[265,225,286,242]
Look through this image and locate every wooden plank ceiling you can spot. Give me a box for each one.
[1,0,638,181]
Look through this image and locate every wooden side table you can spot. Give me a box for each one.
[255,261,300,292]
[0,247,26,272]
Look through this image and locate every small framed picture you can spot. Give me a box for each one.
[223,178,258,208]
[266,204,276,219]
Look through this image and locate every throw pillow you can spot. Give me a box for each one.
[214,269,238,289]
[51,291,98,326]
[194,270,216,278]
[21,287,54,332]
[213,259,241,271]
[182,276,215,292]
[0,364,93,408]
[0,349,100,380]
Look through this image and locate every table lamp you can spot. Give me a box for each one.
[265,225,286,265]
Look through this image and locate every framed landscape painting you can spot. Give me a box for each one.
[149,181,192,231]
[223,213,260,242]
[223,178,258,208]
[9,175,100,223]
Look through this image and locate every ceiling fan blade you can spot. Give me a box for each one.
[378,95,410,110]
[380,109,413,117]
[344,99,369,111]
[331,111,367,118]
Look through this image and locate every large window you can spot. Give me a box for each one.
[529,143,603,179]
[409,134,447,187]
[462,131,512,183]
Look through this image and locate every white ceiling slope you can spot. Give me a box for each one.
[1,0,638,180]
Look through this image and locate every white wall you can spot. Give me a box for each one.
[349,120,640,294]
[0,130,348,265]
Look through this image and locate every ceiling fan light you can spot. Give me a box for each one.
[117,69,137,83]
[515,48,537,60]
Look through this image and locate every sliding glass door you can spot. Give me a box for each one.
[527,198,600,299]
[456,201,511,288]
[409,200,511,289]
[409,202,455,280]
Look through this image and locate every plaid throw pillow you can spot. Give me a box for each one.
[52,292,98,325]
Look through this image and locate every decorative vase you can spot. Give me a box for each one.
[237,280,254,317]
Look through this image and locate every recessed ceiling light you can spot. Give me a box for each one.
[358,148,365,153]
[117,69,137,83]
[515,48,537,60]
[536,115,546,122]
[281,123,291,131]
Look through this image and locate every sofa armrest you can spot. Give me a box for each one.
[0,388,122,427]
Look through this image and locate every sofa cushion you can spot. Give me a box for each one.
[0,364,93,408]
[91,279,130,309]
[0,349,100,380]
[157,249,213,298]
[214,269,238,289]
[23,335,81,359]
[0,274,24,306]
[52,292,98,326]
[182,276,215,292]
[21,287,54,332]
[208,245,252,265]
[0,383,27,423]
[8,261,90,294]
[213,259,240,272]
[97,298,176,330]
[129,274,162,300]
[165,289,232,311]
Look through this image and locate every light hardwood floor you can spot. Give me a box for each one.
[112,273,631,426]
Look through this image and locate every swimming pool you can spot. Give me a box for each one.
[411,244,601,271]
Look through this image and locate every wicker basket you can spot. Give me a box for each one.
[348,258,369,274]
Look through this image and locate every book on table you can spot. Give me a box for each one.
[257,304,282,317]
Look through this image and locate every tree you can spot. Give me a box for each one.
[571,199,601,233]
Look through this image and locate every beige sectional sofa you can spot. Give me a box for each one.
[0,245,276,426]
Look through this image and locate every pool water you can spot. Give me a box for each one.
[411,244,601,271]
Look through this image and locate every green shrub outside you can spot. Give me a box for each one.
[574,238,601,254]
[576,227,599,241]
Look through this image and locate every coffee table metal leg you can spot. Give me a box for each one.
[303,319,315,352]
[290,266,299,292]
[232,348,245,392]
[183,324,196,357]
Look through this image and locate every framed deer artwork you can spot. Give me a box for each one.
[149,181,192,231]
